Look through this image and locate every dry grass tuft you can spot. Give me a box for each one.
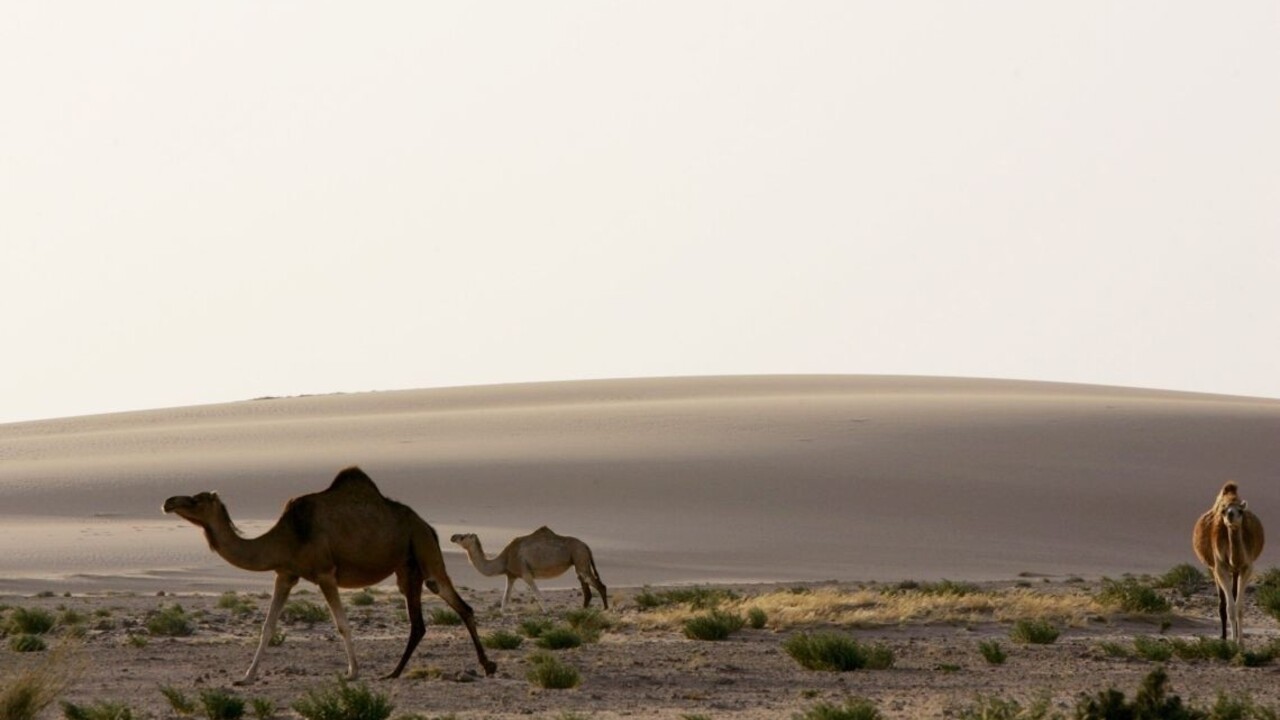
[0,643,82,720]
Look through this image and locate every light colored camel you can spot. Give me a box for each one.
[1193,481,1265,644]
[450,527,607,613]
[163,466,495,684]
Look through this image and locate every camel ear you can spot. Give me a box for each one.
[1241,501,1248,510]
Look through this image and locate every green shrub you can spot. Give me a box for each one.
[535,627,583,650]
[58,610,86,627]
[282,601,328,625]
[1096,578,1171,613]
[747,607,768,630]
[0,648,76,720]
[292,678,393,720]
[978,639,1007,665]
[159,685,196,715]
[783,632,893,671]
[633,586,737,610]
[146,605,194,637]
[526,653,581,690]
[1097,641,1130,659]
[481,630,523,650]
[1009,619,1058,645]
[348,591,376,607]
[428,608,461,626]
[1075,667,1197,720]
[61,700,135,720]
[564,608,612,641]
[683,609,745,641]
[954,695,1055,720]
[1170,636,1238,662]
[1255,581,1280,623]
[1132,636,1173,662]
[199,689,245,720]
[518,618,553,638]
[10,634,47,652]
[1155,564,1207,598]
[7,608,56,635]
[250,698,275,720]
[217,593,255,616]
[792,698,882,720]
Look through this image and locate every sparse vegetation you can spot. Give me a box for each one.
[526,652,581,689]
[217,593,256,616]
[535,626,583,650]
[1009,619,1059,645]
[10,634,48,652]
[481,630,523,650]
[146,605,194,637]
[886,579,979,597]
[199,689,246,720]
[565,607,612,641]
[292,678,393,720]
[250,698,275,720]
[1075,667,1195,720]
[348,590,376,607]
[783,632,894,671]
[683,609,746,641]
[979,639,1007,665]
[1095,577,1171,614]
[634,586,738,610]
[282,600,329,625]
[747,607,768,629]
[160,685,197,715]
[1254,568,1280,622]
[1155,564,1207,598]
[428,608,461,626]
[61,700,136,720]
[1132,636,1173,662]
[7,607,56,635]
[0,645,79,720]
[518,617,553,638]
[792,698,882,720]
[954,695,1055,720]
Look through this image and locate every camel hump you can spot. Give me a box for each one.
[1221,481,1240,497]
[329,466,380,493]
[532,526,556,536]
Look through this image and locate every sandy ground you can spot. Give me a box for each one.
[3,376,1280,716]
[3,578,1280,719]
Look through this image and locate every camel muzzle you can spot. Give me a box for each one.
[163,496,193,514]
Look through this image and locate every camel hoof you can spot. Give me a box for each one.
[482,660,497,677]
[232,677,256,687]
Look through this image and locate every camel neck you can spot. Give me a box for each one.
[203,518,290,574]
[462,541,506,576]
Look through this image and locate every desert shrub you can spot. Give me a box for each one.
[58,610,87,627]
[683,609,745,641]
[146,605,194,637]
[1254,569,1280,623]
[954,695,1055,720]
[1155,564,1207,598]
[159,685,196,715]
[633,586,737,610]
[915,580,980,597]
[565,608,612,641]
[747,607,768,630]
[535,626,583,650]
[10,634,47,652]
[978,639,1007,665]
[783,632,893,671]
[518,618,553,638]
[199,689,245,720]
[1074,667,1198,720]
[1009,619,1058,645]
[526,652,581,689]
[1132,636,1173,662]
[1096,577,1171,614]
[8,608,56,635]
[250,698,275,720]
[1,649,78,720]
[61,700,136,720]
[293,678,393,720]
[217,593,255,616]
[792,698,882,720]
[1238,640,1280,668]
[1097,641,1131,659]
[282,600,328,625]
[1170,637,1238,662]
[481,630,523,650]
[348,590,375,607]
[428,608,461,626]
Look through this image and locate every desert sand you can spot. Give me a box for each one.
[3,375,1280,717]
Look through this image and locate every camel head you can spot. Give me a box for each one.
[1221,500,1249,529]
[163,492,226,529]
[449,533,479,549]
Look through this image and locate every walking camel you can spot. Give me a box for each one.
[450,527,607,613]
[1192,481,1265,644]
[163,466,496,684]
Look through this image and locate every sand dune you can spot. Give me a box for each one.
[2,375,1278,593]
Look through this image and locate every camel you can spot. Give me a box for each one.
[450,527,607,613]
[1193,481,1265,644]
[163,466,495,684]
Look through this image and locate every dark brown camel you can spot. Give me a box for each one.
[163,466,495,683]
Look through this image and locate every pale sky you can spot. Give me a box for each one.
[3,2,1279,424]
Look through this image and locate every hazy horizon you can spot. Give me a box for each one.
[4,2,1278,424]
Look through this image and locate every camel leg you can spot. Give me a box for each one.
[238,573,297,685]
[578,577,593,609]
[1216,584,1228,640]
[522,575,549,613]
[317,576,359,679]
[386,567,426,679]
[1234,567,1253,645]
[501,575,517,613]
[431,575,496,676]
[1213,565,1236,642]
[584,565,607,610]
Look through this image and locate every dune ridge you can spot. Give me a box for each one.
[2,375,1278,593]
